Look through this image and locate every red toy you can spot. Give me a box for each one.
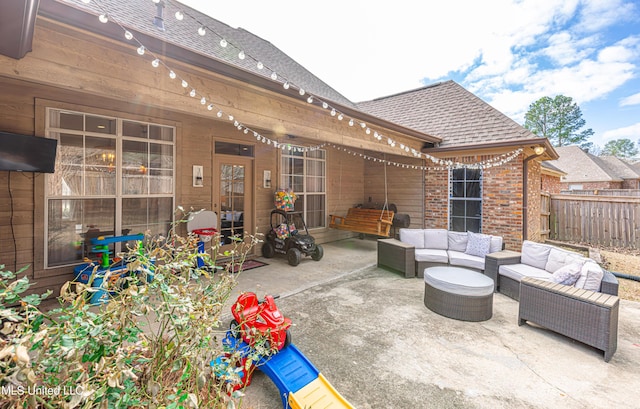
[230,292,292,351]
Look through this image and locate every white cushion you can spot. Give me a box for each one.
[424,229,449,250]
[447,231,468,252]
[465,231,491,258]
[549,262,584,286]
[448,250,485,271]
[575,261,604,291]
[545,248,586,273]
[400,229,424,248]
[424,266,494,296]
[499,263,553,282]
[489,236,503,253]
[520,241,552,270]
[415,248,449,263]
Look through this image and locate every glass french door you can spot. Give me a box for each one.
[216,156,253,251]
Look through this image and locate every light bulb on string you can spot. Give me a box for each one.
[200,97,206,105]
[169,70,176,79]
[348,119,354,126]
[307,96,313,103]
[198,26,206,36]
[360,122,366,128]
[257,61,264,69]
[238,50,245,59]
[220,39,228,47]
[151,58,160,68]
[175,11,184,20]
[207,104,213,111]
[330,108,336,116]
[99,14,108,23]
[283,82,290,90]
[136,45,145,55]
[216,111,223,118]
[322,102,328,109]
[270,72,277,80]
[337,114,343,120]
[189,89,196,97]
[228,115,234,121]
[298,88,305,96]
[81,0,91,3]
[181,80,188,88]
[124,31,133,40]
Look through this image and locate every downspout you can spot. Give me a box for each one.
[522,147,545,241]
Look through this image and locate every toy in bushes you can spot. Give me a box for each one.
[274,188,297,211]
[229,292,292,351]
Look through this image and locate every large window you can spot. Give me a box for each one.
[45,109,175,267]
[449,168,482,233]
[280,148,326,228]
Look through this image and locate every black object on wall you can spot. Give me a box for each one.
[0,132,58,173]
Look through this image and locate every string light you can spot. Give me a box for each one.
[198,26,206,36]
[91,0,522,170]
[175,11,184,21]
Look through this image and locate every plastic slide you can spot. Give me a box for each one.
[222,333,353,408]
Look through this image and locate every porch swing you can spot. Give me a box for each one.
[329,156,395,237]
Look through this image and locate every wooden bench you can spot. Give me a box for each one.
[329,208,395,237]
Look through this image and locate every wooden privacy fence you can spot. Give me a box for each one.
[550,194,640,249]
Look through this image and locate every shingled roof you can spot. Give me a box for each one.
[598,156,640,180]
[58,0,355,108]
[357,80,541,148]
[547,146,624,183]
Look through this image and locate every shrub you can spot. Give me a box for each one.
[0,208,261,408]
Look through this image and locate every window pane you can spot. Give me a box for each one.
[451,200,465,216]
[123,121,148,138]
[85,137,116,195]
[466,201,481,217]
[450,217,465,232]
[466,218,480,233]
[451,168,465,181]
[86,115,116,135]
[307,150,325,160]
[149,125,174,142]
[123,140,149,168]
[149,143,173,169]
[149,169,173,194]
[47,198,115,266]
[466,169,481,181]
[466,181,481,198]
[306,194,325,228]
[58,112,83,131]
[122,197,173,237]
[452,182,465,198]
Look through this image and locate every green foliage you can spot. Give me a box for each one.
[601,138,639,159]
[524,95,594,148]
[0,208,262,408]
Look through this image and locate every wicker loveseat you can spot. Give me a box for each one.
[485,241,620,362]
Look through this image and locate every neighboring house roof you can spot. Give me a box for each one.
[59,0,355,108]
[598,156,640,180]
[547,146,623,183]
[541,161,566,176]
[356,80,544,149]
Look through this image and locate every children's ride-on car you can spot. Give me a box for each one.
[229,292,292,351]
[262,209,324,266]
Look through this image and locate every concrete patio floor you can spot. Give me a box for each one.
[224,238,640,409]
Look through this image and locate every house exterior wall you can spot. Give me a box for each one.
[424,153,524,251]
[559,181,623,191]
[1,18,423,295]
[541,173,562,194]
[622,179,640,189]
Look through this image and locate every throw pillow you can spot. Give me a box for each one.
[549,262,584,286]
[465,232,492,258]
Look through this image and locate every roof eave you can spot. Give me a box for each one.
[38,0,440,144]
[422,138,558,160]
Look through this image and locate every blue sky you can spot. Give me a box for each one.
[181,0,640,152]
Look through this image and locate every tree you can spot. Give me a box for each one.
[524,95,594,148]
[601,138,639,158]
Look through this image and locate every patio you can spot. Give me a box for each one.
[227,238,640,409]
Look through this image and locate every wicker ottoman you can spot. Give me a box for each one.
[423,266,494,322]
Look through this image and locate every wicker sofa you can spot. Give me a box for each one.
[485,240,620,362]
[377,229,503,278]
[484,240,619,300]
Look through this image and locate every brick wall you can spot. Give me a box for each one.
[541,173,562,194]
[423,153,525,250]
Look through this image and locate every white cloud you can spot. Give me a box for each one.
[620,93,640,107]
[602,123,640,141]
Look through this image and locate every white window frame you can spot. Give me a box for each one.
[44,108,175,268]
[280,146,327,229]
